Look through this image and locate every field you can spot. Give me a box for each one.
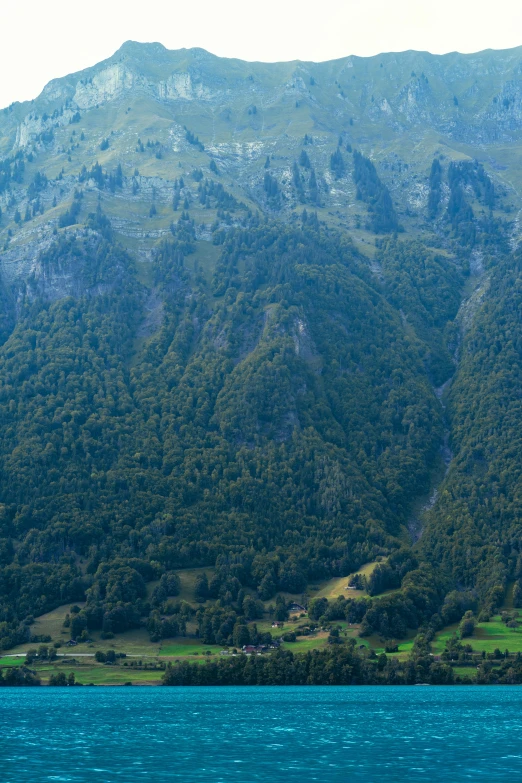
[159,639,222,657]
[309,560,383,600]
[0,655,24,666]
[18,659,164,686]
[147,566,217,607]
[365,634,416,659]
[452,666,478,681]
[7,603,161,657]
[432,613,522,656]
[280,633,330,653]
[71,667,163,685]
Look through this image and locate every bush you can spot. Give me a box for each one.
[48,672,67,686]
[459,611,476,638]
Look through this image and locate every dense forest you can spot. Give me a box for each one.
[420,248,522,609]
[0,217,450,647]
[0,199,516,654]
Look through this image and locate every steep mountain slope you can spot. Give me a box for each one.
[1,40,521,280]
[421,247,522,604]
[0,42,521,650]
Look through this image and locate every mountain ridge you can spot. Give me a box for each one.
[9,40,522,110]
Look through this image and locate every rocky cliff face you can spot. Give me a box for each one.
[1,41,522,300]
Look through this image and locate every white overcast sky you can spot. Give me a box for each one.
[2,0,522,109]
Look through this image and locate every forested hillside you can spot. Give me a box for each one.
[1,42,522,654]
[420,248,522,606]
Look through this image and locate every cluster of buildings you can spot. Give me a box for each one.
[219,640,282,656]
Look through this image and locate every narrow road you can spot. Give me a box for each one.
[4,652,156,658]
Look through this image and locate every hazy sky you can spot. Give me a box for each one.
[3,0,522,109]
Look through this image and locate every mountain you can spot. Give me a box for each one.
[0,42,522,653]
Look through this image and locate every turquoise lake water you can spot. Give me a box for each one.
[2,686,522,781]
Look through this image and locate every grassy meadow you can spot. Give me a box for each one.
[309,560,382,601]
[432,613,522,656]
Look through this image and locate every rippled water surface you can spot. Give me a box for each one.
[2,686,522,781]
